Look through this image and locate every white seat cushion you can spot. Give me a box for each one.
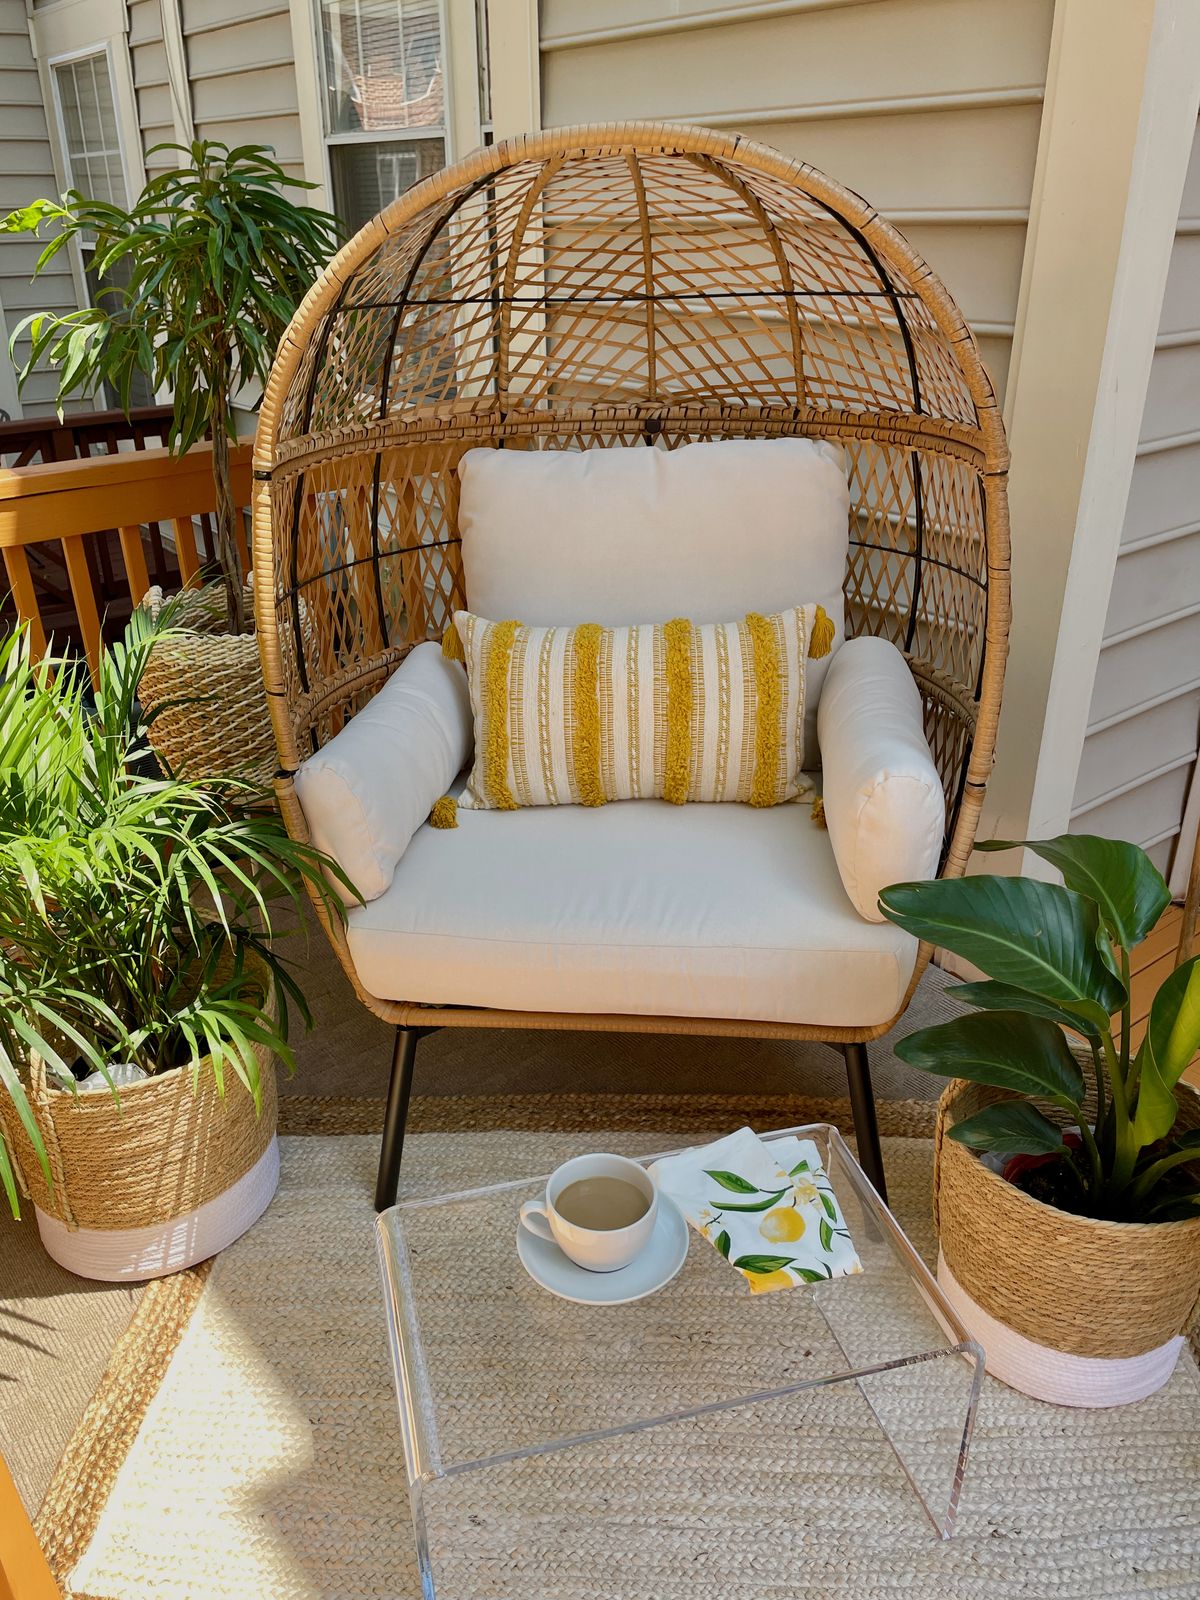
[346,789,918,1027]
[456,438,850,756]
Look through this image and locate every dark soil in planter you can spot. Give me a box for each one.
[1003,1135,1091,1215]
[1010,1156,1090,1214]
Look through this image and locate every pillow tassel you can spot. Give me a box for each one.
[810,795,827,828]
[809,604,835,659]
[429,794,458,829]
[442,623,465,663]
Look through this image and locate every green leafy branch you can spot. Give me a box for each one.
[2,142,342,634]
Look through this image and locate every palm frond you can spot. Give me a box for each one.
[0,616,343,1215]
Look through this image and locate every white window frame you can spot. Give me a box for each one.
[313,0,457,226]
[288,0,537,216]
[48,42,138,204]
[31,0,145,330]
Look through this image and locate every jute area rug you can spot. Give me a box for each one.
[36,1095,1200,1600]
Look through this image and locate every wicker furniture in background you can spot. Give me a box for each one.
[251,123,1011,1206]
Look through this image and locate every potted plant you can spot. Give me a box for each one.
[2,141,341,786]
[879,835,1200,1406]
[0,610,354,1280]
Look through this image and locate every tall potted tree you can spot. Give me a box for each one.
[880,836,1200,1407]
[3,141,341,783]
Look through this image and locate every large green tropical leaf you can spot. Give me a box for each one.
[1128,957,1200,1150]
[1129,1047,1180,1150]
[976,835,1170,951]
[948,1101,1071,1158]
[1140,956,1200,1091]
[951,980,1102,1038]
[894,1010,1086,1104]
[878,876,1125,1023]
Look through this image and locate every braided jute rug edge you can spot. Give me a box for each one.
[34,1261,213,1593]
[34,1090,934,1592]
[277,1088,939,1139]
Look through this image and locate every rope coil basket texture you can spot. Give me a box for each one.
[252,122,1011,1039]
[0,968,278,1234]
[138,584,277,792]
[934,1079,1200,1361]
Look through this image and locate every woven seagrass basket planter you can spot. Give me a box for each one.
[138,584,277,794]
[0,971,280,1283]
[934,1078,1200,1408]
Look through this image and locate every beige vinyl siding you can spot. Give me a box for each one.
[541,0,1056,404]
[128,0,176,179]
[181,0,305,180]
[1069,117,1200,879]
[0,0,82,416]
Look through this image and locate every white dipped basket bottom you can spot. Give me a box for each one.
[934,1080,1200,1408]
[0,999,279,1282]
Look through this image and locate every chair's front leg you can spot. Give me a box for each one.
[841,1042,887,1203]
[375,1026,435,1211]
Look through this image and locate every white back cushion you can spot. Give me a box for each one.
[294,642,472,903]
[457,438,850,755]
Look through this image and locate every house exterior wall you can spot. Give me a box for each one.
[127,0,176,180]
[541,0,1056,408]
[0,0,81,416]
[180,0,305,182]
[0,0,1196,888]
[1068,114,1200,880]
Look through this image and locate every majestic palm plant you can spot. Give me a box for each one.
[880,836,1200,1223]
[3,141,341,634]
[0,609,355,1217]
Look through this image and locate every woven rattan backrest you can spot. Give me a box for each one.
[254,124,1010,875]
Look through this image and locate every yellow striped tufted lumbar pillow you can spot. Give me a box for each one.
[451,605,831,811]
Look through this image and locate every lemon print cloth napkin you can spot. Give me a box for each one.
[648,1127,862,1293]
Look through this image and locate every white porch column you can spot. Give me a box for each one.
[981,0,1200,858]
[486,0,540,141]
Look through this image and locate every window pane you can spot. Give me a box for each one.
[82,253,155,409]
[58,63,83,150]
[75,59,103,148]
[95,56,119,147]
[318,0,444,134]
[53,52,125,207]
[329,135,445,234]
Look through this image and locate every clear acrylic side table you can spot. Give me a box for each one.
[377,1125,984,1599]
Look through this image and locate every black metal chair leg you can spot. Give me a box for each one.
[842,1041,887,1203]
[375,1026,426,1212]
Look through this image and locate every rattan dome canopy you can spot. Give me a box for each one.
[253,122,1010,880]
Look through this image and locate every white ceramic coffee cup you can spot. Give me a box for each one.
[519,1152,658,1272]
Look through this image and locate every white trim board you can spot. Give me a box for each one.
[981,0,1200,862]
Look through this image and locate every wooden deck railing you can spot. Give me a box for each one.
[0,404,175,469]
[0,435,253,677]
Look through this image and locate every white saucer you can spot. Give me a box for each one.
[516,1198,690,1305]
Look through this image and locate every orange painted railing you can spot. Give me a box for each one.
[0,436,253,677]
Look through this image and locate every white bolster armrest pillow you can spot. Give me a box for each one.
[294,641,472,904]
[817,636,945,923]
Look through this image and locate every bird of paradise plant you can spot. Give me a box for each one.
[879,836,1200,1223]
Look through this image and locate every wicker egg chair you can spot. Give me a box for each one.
[253,123,1010,1208]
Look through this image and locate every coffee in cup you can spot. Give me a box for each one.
[519,1152,657,1272]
